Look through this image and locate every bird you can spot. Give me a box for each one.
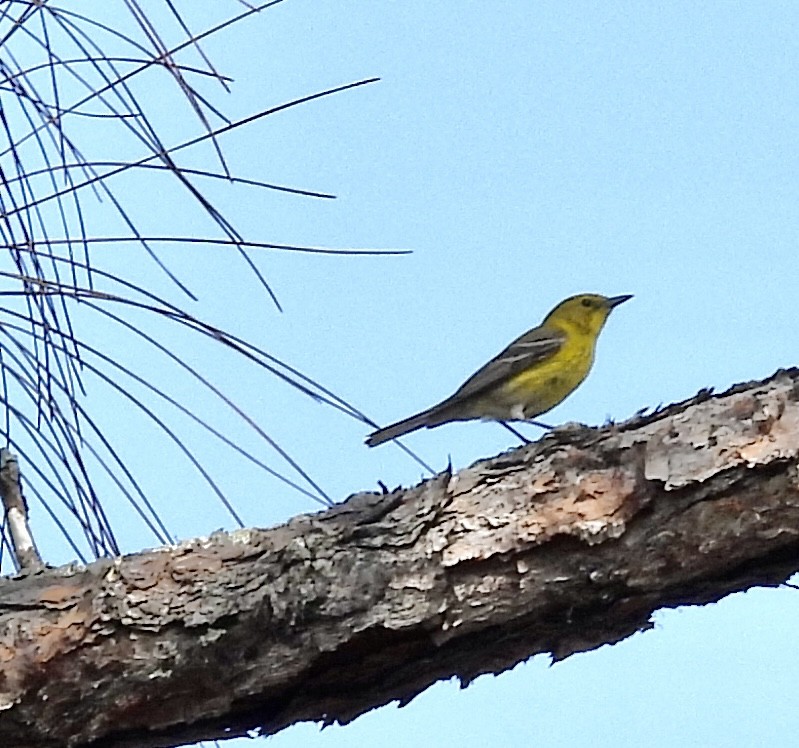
[366,293,632,446]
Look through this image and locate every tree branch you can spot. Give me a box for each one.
[2,368,799,748]
[0,449,43,573]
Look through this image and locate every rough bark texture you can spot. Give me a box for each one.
[3,368,799,748]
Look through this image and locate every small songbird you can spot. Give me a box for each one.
[366,293,632,446]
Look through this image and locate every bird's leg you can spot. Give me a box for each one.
[500,419,555,444]
[500,421,531,444]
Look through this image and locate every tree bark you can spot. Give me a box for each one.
[2,368,799,748]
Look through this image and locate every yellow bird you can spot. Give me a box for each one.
[366,293,631,446]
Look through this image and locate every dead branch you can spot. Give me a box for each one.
[0,449,43,572]
[2,368,799,748]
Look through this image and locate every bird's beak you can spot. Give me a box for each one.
[607,294,633,309]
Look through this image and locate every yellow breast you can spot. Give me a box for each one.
[498,332,595,417]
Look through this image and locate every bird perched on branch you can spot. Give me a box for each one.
[366,293,632,446]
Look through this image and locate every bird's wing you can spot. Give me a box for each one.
[444,325,566,402]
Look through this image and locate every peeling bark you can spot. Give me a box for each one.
[2,369,799,748]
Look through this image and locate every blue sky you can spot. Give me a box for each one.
[10,2,799,746]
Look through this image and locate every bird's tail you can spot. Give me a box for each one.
[365,408,437,447]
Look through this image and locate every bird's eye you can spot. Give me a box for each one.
[581,298,593,308]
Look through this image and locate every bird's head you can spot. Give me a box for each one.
[543,293,632,336]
